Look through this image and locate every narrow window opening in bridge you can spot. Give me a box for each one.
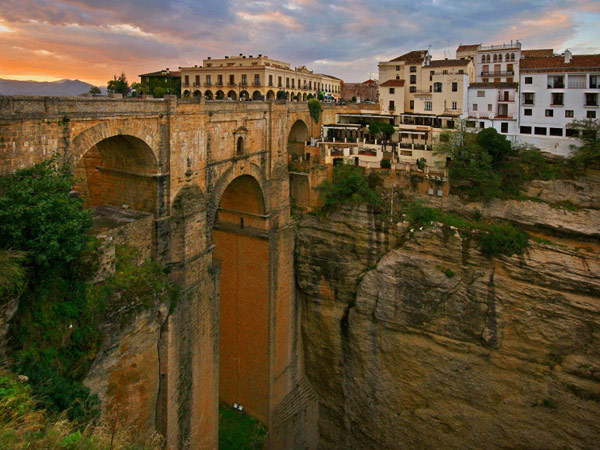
[237,136,244,155]
[240,217,244,229]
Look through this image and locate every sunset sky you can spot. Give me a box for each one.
[1,0,599,86]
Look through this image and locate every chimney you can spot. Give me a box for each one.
[225,56,229,59]
[564,49,572,63]
[258,54,262,57]
[423,54,432,66]
[239,53,243,56]
[207,56,211,60]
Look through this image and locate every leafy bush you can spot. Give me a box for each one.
[0,368,163,449]
[219,404,266,450]
[380,159,391,169]
[318,165,382,214]
[276,90,286,100]
[478,222,529,257]
[308,98,322,123]
[0,250,26,299]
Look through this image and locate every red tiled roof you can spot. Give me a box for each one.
[391,50,427,63]
[520,54,600,72]
[522,49,554,58]
[469,82,519,89]
[380,80,405,87]
[362,79,377,85]
[456,44,480,53]
[427,59,471,68]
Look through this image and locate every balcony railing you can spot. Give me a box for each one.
[205,81,212,86]
[479,43,520,51]
[497,94,515,102]
[253,81,261,86]
[228,82,236,86]
[215,81,224,86]
[547,83,565,89]
[495,113,514,119]
[568,82,586,89]
[481,70,514,77]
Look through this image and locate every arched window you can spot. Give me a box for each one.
[506,53,510,61]
[498,54,502,62]
[511,53,515,61]
[481,55,485,63]
[493,54,497,62]
[236,136,244,155]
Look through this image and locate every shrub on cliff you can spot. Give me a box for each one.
[478,222,529,257]
[0,368,163,449]
[317,164,382,214]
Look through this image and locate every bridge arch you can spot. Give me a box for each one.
[73,134,158,214]
[287,118,310,158]
[211,171,270,424]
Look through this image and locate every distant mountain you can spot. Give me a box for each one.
[0,78,106,97]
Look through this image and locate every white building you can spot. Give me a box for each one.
[474,41,521,83]
[467,82,519,140]
[517,51,599,155]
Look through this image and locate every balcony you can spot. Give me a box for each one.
[480,70,514,77]
[205,81,212,87]
[479,43,520,51]
[228,82,236,86]
[568,82,586,89]
[215,81,224,86]
[253,81,261,86]
[495,113,514,119]
[498,94,515,102]
[547,82,565,89]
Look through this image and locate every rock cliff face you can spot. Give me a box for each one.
[296,202,600,449]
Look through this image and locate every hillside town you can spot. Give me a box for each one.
[137,41,599,171]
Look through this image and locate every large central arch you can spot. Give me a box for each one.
[211,174,270,424]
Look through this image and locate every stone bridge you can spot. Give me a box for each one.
[0,95,342,448]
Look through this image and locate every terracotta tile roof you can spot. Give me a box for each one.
[391,50,427,63]
[469,82,519,89]
[456,44,480,53]
[362,79,377,85]
[522,49,554,58]
[380,80,405,87]
[520,54,600,72]
[427,59,471,68]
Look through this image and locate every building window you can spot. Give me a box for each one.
[565,110,574,117]
[458,69,464,74]
[389,88,395,94]
[236,136,244,154]
[520,126,532,134]
[591,75,599,88]
[547,75,564,89]
[433,82,442,92]
[482,78,489,83]
[206,75,211,85]
[488,104,492,111]
[442,70,448,75]
[588,111,597,119]
[409,86,416,93]
[523,93,535,105]
[452,82,458,92]
[549,128,563,136]
[430,70,434,81]
[551,93,564,105]
[493,54,497,62]
[452,101,457,110]
[480,122,485,129]
[217,75,223,85]
[396,65,400,71]
[534,127,547,135]
[241,74,247,86]
[425,101,432,111]
[291,79,295,88]
[286,78,290,88]
[506,53,510,61]
[195,75,200,86]
[524,76,532,84]
[278,76,282,87]
[389,100,395,110]
[501,122,508,133]
[486,54,491,63]
[511,53,515,61]
[410,66,417,72]
[184,75,189,86]
[565,128,579,137]
[410,75,417,84]
[498,54,503,62]
[254,74,260,85]
[524,108,532,116]
[477,90,485,97]
[409,100,414,109]
[545,109,554,117]
[585,93,598,106]
[473,104,478,111]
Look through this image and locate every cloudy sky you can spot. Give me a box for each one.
[0,0,599,86]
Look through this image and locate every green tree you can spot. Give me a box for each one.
[130,82,142,94]
[276,90,287,100]
[351,96,357,102]
[308,98,322,123]
[88,86,101,96]
[317,93,324,101]
[476,127,513,170]
[317,164,382,213]
[567,119,600,170]
[107,72,130,95]
[368,121,395,142]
